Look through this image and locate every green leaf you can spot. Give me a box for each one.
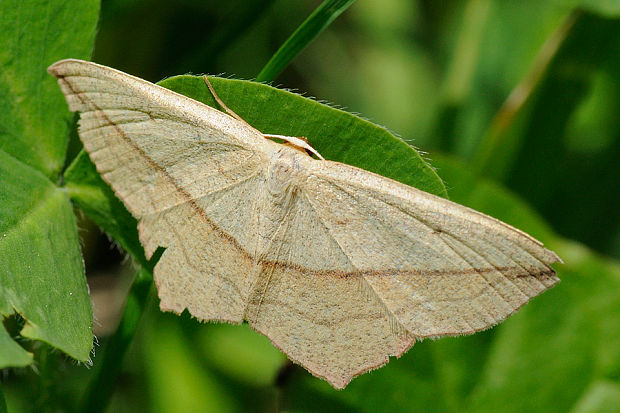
[0,0,100,179]
[159,75,447,197]
[0,150,92,366]
[64,75,446,261]
[256,0,356,81]
[0,324,31,368]
[64,151,149,268]
[57,69,445,412]
[61,71,447,409]
[0,0,99,369]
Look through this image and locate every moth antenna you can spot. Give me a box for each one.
[203,75,251,126]
[203,75,325,161]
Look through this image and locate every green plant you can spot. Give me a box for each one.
[2,1,620,412]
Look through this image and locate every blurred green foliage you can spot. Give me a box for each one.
[1,0,620,412]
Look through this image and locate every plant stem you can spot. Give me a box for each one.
[0,383,7,413]
[78,268,154,413]
[256,0,356,82]
[471,10,579,179]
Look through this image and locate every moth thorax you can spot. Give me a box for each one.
[267,149,305,204]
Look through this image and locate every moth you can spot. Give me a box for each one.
[49,59,560,389]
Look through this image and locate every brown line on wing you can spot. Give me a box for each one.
[59,75,259,257]
[60,76,558,282]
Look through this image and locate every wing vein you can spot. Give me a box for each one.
[302,192,409,336]
[323,178,461,270]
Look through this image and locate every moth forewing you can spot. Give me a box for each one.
[49,59,560,389]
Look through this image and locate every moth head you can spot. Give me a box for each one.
[264,134,325,160]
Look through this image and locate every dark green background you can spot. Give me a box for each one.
[1,0,620,412]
